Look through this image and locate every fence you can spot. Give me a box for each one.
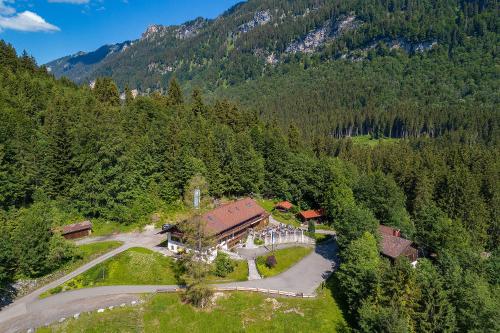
[263,230,315,247]
[156,286,315,298]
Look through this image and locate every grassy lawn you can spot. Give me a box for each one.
[315,223,334,231]
[256,246,313,278]
[208,260,248,283]
[43,248,248,298]
[77,241,124,258]
[37,278,349,333]
[350,134,400,147]
[91,202,191,236]
[305,232,332,243]
[272,211,302,227]
[256,198,303,227]
[91,221,142,237]
[43,248,178,297]
[256,198,275,213]
[14,241,122,299]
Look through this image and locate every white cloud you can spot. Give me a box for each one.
[47,0,90,3]
[0,10,60,32]
[0,0,15,15]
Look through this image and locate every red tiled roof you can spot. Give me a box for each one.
[299,209,324,220]
[378,225,413,259]
[275,201,293,210]
[202,198,267,235]
[61,221,92,235]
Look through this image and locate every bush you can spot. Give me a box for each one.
[47,233,81,270]
[308,220,316,233]
[254,238,264,246]
[265,255,277,268]
[183,282,213,308]
[213,252,235,277]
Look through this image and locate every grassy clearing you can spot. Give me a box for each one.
[272,211,302,227]
[256,246,313,278]
[91,221,141,237]
[77,241,124,258]
[43,248,248,297]
[256,198,304,227]
[256,198,275,213]
[15,241,122,299]
[91,202,191,236]
[208,260,249,283]
[305,232,332,243]
[44,248,178,297]
[315,223,334,231]
[350,134,400,147]
[38,277,349,333]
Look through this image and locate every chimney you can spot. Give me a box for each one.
[393,229,401,237]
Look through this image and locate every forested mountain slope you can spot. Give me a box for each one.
[45,0,498,143]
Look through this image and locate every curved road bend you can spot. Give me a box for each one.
[0,240,338,333]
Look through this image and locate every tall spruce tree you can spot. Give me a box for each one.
[167,77,183,105]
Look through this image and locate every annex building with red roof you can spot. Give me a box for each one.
[164,198,269,253]
[275,201,293,211]
[298,209,325,223]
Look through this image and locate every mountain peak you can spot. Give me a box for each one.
[141,24,168,40]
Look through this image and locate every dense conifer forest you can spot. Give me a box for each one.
[1,0,499,331]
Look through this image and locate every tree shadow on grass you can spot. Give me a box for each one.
[324,275,356,329]
[314,239,357,329]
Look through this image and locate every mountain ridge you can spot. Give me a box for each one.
[46,0,453,91]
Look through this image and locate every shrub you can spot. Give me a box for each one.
[254,238,264,246]
[183,282,213,308]
[308,220,316,233]
[47,233,81,271]
[213,252,235,277]
[266,255,277,268]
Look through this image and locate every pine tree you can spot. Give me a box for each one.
[167,77,183,105]
[124,85,134,105]
[191,88,206,116]
[337,231,381,315]
[93,77,120,106]
[288,123,301,152]
[415,259,456,332]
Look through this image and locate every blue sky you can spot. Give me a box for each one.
[0,0,242,64]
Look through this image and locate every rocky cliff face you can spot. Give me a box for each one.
[175,18,207,39]
[237,10,272,33]
[286,15,361,54]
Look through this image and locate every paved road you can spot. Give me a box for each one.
[0,227,338,333]
[221,240,337,295]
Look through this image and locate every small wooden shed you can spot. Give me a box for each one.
[61,221,93,240]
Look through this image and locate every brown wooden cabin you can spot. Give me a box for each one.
[379,225,418,262]
[61,221,93,240]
